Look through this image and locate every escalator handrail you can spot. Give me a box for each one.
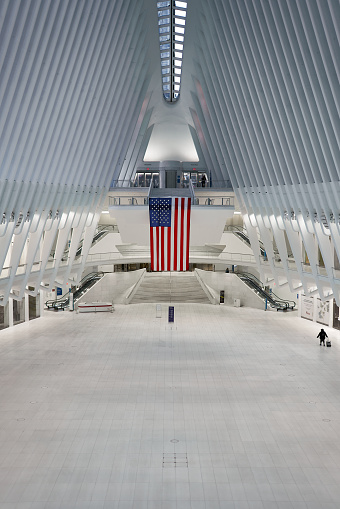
[227,225,282,258]
[241,277,283,308]
[238,272,295,309]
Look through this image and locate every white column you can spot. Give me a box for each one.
[39,291,45,317]
[24,294,29,322]
[329,298,333,328]
[297,292,302,318]
[313,296,318,323]
[8,298,13,327]
[2,302,9,328]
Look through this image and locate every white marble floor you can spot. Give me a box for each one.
[0,304,339,509]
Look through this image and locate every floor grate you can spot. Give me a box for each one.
[163,453,188,468]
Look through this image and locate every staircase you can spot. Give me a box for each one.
[130,272,211,304]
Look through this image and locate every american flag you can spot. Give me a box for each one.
[149,197,191,271]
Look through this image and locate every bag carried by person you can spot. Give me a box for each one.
[326,340,331,347]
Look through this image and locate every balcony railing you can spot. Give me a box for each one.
[109,196,149,206]
[194,196,234,206]
[109,195,235,207]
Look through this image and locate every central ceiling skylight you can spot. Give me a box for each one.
[157,0,187,102]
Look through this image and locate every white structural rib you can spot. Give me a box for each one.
[193,0,340,302]
[0,0,151,304]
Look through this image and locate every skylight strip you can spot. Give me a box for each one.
[157,0,187,102]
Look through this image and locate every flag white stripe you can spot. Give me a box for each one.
[171,199,175,271]
[182,198,187,271]
[177,198,181,271]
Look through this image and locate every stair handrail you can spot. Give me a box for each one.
[194,269,218,304]
[189,179,196,204]
[125,268,147,304]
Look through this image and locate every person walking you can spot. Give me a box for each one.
[317,328,328,346]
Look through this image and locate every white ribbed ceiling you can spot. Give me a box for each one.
[0,0,152,189]
[190,0,339,190]
[1,0,337,188]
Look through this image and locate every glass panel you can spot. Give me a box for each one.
[174,26,185,34]
[159,17,170,25]
[158,9,170,16]
[175,1,187,7]
[161,59,170,66]
[174,34,184,41]
[152,173,160,188]
[174,92,179,98]
[163,92,171,100]
[175,9,186,17]
[163,84,171,91]
[174,67,182,74]
[160,43,170,50]
[157,1,171,6]
[174,43,183,50]
[137,173,145,187]
[162,76,170,82]
[159,26,170,33]
[174,59,182,67]
[161,51,170,58]
[174,51,182,58]
[162,67,170,74]
[175,18,186,26]
[174,76,181,83]
[159,34,170,41]
[174,84,180,91]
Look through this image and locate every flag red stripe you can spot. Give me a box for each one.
[180,198,185,271]
[161,228,164,271]
[174,198,178,271]
[186,198,191,270]
[156,228,159,272]
[167,227,171,271]
[150,227,154,271]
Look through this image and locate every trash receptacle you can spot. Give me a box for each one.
[234,298,241,307]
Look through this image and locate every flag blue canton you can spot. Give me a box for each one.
[149,198,171,227]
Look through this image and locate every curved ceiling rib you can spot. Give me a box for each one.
[0,0,153,304]
[192,0,340,298]
[0,0,151,190]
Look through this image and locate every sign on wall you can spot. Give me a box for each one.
[301,295,314,321]
[168,306,174,323]
[316,298,330,325]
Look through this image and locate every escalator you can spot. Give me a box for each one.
[238,272,296,311]
[45,271,104,310]
[62,225,115,261]
[226,225,266,257]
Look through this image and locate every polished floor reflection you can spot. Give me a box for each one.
[0,303,339,509]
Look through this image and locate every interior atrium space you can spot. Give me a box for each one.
[0,0,339,507]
